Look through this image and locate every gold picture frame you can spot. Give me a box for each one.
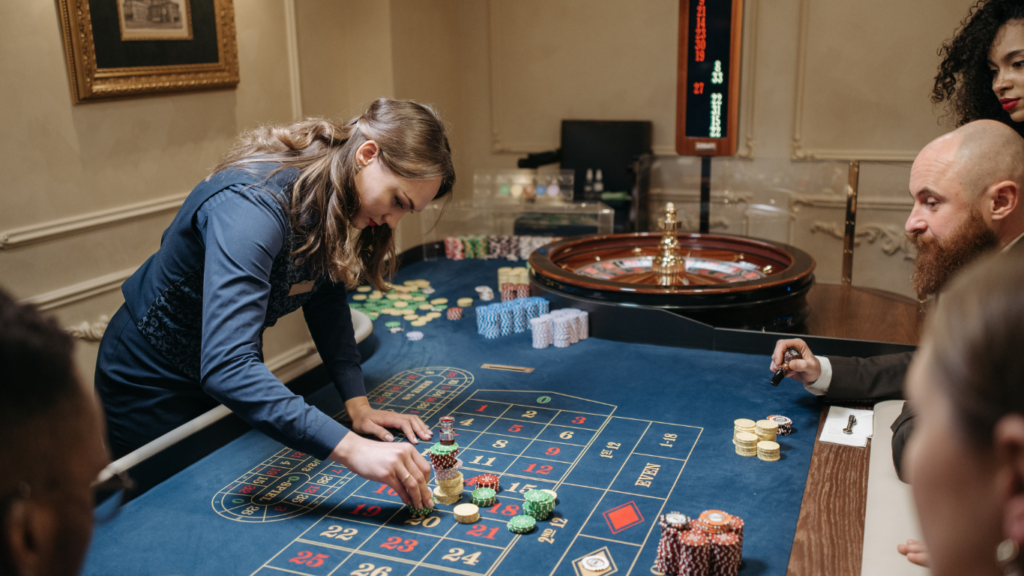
[57,0,239,104]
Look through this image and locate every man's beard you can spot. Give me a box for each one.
[908,209,999,297]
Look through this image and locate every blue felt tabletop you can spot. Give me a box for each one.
[83,257,825,576]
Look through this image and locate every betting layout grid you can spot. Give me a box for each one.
[251,384,701,576]
[214,368,474,523]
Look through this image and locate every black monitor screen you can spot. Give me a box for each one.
[684,0,732,139]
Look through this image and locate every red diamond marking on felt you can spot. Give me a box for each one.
[603,501,644,534]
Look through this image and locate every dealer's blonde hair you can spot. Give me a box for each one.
[212,99,455,290]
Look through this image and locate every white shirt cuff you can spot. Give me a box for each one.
[803,356,831,397]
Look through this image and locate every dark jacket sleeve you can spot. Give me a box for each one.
[823,352,914,402]
[891,402,915,483]
[303,280,366,402]
[197,186,349,461]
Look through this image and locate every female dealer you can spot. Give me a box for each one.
[95,99,454,510]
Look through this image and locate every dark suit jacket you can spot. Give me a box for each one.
[822,235,1024,482]
[826,353,914,481]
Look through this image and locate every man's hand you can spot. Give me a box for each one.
[346,397,433,444]
[330,432,433,509]
[897,539,930,567]
[769,338,822,384]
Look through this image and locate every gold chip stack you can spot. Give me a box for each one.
[433,485,461,505]
[453,503,481,524]
[757,441,781,462]
[754,419,778,443]
[733,419,756,445]
[734,432,758,457]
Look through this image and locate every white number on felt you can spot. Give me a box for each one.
[441,548,482,566]
[320,525,359,541]
[351,564,392,576]
[404,516,441,528]
[460,418,474,426]
[492,440,508,448]
[522,410,537,419]
[559,431,574,440]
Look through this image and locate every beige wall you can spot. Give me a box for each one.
[0,0,316,387]
[0,0,979,387]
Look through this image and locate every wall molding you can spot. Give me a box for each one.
[283,0,303,121]
[792,194,913,212]
[0,192,187,250]
[790,0,918,162]
[24,266,136,312]
[67,315,110,342]
[736,0,759,158]
[811,221,915,260]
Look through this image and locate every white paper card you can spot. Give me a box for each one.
[819,406,874,447]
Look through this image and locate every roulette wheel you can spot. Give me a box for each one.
[529,204,816,331]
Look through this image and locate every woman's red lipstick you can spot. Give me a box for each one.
[1001,98,1020,111]
[368,219,378,227]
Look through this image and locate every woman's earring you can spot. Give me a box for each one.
[998,539,1022,576]
[355,164,363,173]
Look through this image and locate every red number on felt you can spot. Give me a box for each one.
[545,447,561,456]
[373,483,398,496]
[407,375,417,380]
[523,464,553,475]
[442,385,452,390]
[290,451,306,458]
[304,486,319,494]
[274,506,288,512]
[240,485,255,494]
[266,468,281,476]
[381,537,418,552]
[391,386,403,391]
[476,405,488,412]
[467,524,499,539]
[509,424,523,433]
[373,397,386,403]
[426,397,436,403]
[447,372,458,377]
[350,504,382,517]
[572,417,586,424]
[289,551,329,566]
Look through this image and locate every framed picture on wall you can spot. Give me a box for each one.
[57,0,239,104]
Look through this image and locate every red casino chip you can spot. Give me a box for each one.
[474,474,500,491]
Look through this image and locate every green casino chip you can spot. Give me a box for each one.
[524,490,554,505]
[385,321,401,328]
[367,313,379,320]
[508,515,536,534]
[429,442,459,456]
[408,506,434,517]
[471,487,496,506]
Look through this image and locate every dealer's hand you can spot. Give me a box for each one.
[896,539,930,567]
[769,338,822,384]
[346,397,433,444]
[330,432,433,509]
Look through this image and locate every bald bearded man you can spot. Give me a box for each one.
[769,119,1024,479]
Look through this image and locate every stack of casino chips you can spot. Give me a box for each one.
[734,432,758,457]
[523,489,555,520]
[444,237,465,260]
[430,417,463,505]
[767,414,793,436]
[471,487,496,507]
[507,514,536,534]
[531,316,552,349]
[515,284,530,299]
[474,474,500,491]
[476,298,552,341]
[655,512,690,574]
[475,285,495,301]
[754,419,779,443]
[453,503,481,524]
[446,307,463,321]
[757,441,780,462]
[732,419,756,445]
[657,510,743,576]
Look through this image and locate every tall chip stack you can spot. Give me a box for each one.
[655,509,743,576]
[429,416,463,505]
[523,489,555,521]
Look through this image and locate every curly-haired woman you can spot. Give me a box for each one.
[95,99,454,510]
[934,1,1024,130]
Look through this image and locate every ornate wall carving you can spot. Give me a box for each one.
[811,221,915,260]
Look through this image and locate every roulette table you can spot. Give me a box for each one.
[83,245,919,576]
